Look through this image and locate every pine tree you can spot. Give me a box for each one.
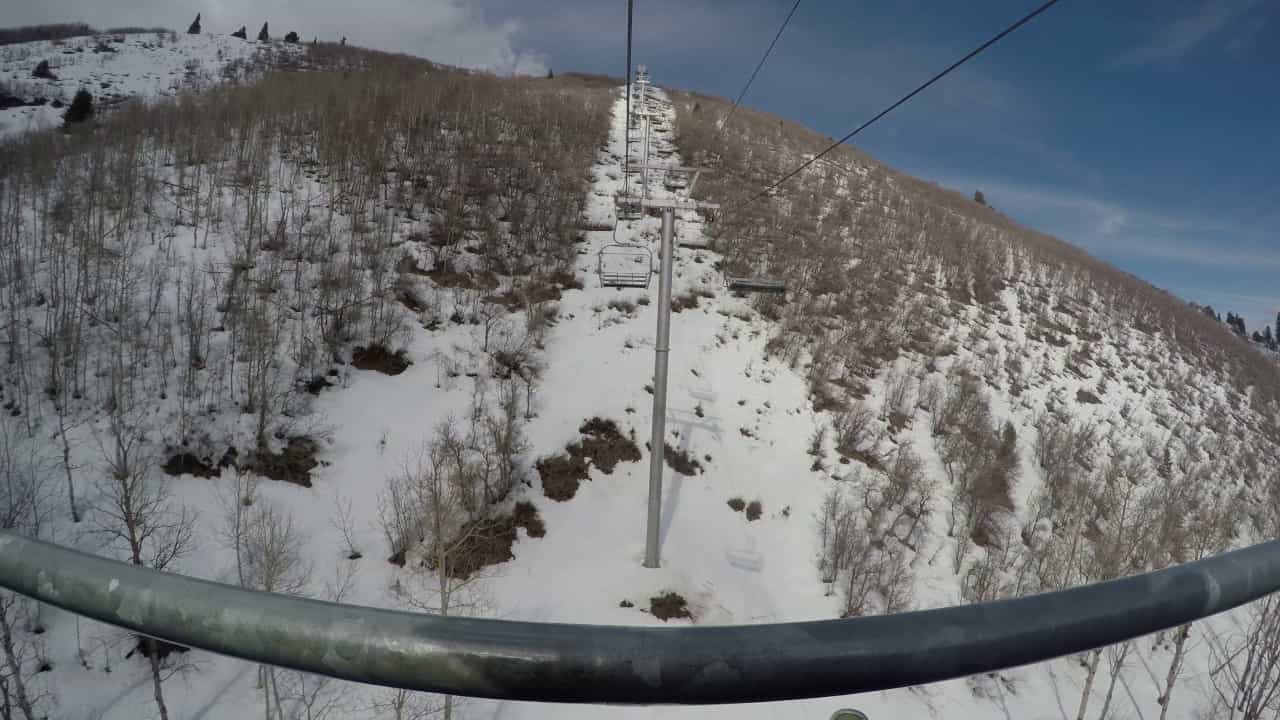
[974,190,986,205]
[187,13,202,34]
[62,89,93,125]
[32,59,56,80]
[284,31,300,43]
[232,26,247,39]
[257,23,270,42]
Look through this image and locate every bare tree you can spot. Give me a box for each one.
[239,500,311,720]
[91,404,196,720]
[0,418,48,720]
[386,421,497,719]
[1205,596,1280,720]
[1150,466,1235,720]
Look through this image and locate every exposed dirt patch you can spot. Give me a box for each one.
[513,500,546,538]
[398,289,426,312]
[445,516,517,580]
[1076,388,1102,405]
[538,418,641,500]
[251,437,320,488]
[650,592,692,622]
[670,291,705,313]
[161,452,218,479]
[488,270,583,310]
[745,500,763,521]
[537,453,589,501]
[352,345,410,375]
[727,497,746,512]
[301,374,334,395]
[572,418,641,473]
[426,263,499,291]
[438,502,547,579]
[662,443,703,476]
[619,599,635,608]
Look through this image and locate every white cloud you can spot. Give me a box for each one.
[931,177,1279,269]
[1115,0,1264,66]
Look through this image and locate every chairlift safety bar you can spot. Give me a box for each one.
[2,531,1280,705]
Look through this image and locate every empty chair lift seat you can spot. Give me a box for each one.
[599,244,652,288]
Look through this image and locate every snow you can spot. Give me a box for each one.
[0,31,297,138]
[9,65,1265,720]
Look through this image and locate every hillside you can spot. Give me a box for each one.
[1,37,1279,720]
[0,29,305,137]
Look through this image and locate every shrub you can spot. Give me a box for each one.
[62,89,93,125]
[32,60,56,80]
[284,31,300,44]
[232,26,247,39]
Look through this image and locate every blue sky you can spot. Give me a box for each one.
[482,0,1279,334]
[13,0,1279,333]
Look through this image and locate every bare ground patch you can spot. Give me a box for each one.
[352,345,410,375]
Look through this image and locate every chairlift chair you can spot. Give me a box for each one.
[725,247,787,295]
[614,195,643,221]
[598,244,653,289]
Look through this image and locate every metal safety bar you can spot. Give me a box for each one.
[2,531,1280,705]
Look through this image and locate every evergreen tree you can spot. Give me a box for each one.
[232,26,247,39]
[284,31,300,43]
[62,89,93,125]
[187,13,202,34]
[32,59,56,80]
[974,190,987,205]
[257,22,270,42]
[546,68,554,79]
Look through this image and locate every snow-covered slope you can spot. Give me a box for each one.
[0,31,296,137]
[3,47,1278,720]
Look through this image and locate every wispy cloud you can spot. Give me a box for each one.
[932,177,1277,269]
[1115,0,1264,66]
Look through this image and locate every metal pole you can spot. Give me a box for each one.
[623,0,633,197]
[642,113,651,201]
[644,208,675,569]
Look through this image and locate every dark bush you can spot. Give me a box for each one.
[187,13,201,34]
[257,22,270,42]
[284,31,300,43]
[232,26,248,39]
[32,60,57,80]
[63,89,93,125]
